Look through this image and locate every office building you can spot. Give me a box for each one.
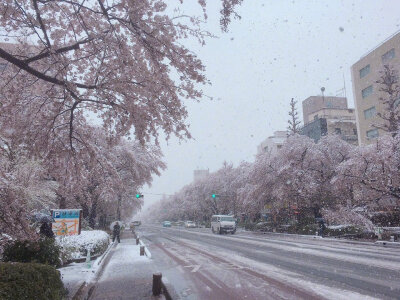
[351,31,400,145]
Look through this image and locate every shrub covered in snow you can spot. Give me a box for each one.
[56,230,109,263]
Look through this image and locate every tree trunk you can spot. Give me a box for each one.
[58,195,66,209]
[117,195,121,220]
[89,201,97,229]
[81,203,89,219]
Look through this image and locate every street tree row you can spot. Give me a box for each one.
[0,0,242,245]
[147,66,400,228]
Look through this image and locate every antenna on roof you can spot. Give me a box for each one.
[343,73,347,99]
[335,74,347,98]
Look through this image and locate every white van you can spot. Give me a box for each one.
[211,215,236,234]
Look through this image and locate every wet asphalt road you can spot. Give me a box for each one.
[137,225,400,300]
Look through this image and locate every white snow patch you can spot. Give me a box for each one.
[100,243,150,281]
[56,230,110,260]
[180,239,379,300]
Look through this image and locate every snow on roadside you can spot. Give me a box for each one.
[165,227,400,269]
[56,230,110,260]
[58,239,114,297]
[179,238,378,300]
[226,252,379,300]
[100,243,150,281]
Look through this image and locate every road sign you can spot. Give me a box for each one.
[52,209,82,236]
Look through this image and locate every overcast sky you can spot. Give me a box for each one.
[139,0,400,213]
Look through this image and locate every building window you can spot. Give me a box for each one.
[277,145,282,149]
[382,48,395,63]
[359,64,370,78]
[362,85,373,99]
[364,106,376,119]
[335,128,342,135]
[353,128,357,135]
[366,129,379,139]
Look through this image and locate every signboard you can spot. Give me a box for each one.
[52,209,82,236]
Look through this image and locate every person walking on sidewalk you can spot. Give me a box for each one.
[113,223,121,243]
[317,218,326,237]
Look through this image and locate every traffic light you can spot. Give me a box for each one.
[135,194,143,199]
[212,194,219,198]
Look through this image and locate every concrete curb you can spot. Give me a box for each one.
[161,278,173,300]
[139,239,152,258]
[138,236,173,299]
[375,240,400,247]
[252,231,400,248]
[64,253,102,265]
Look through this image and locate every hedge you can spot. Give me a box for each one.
[56,230,109,263]
[0,262,66,300]
[2,238,61,267]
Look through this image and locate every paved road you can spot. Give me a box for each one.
[137,225,400,300]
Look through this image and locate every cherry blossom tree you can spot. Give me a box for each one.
[0,0,242,149]
[0,0,243,236]
[373,65,400,136]
[146,161,251,223]
[48,126,165,226]
[0,135,56,245]
[336,133,400,208]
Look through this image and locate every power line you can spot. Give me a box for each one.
[142,192,174,197]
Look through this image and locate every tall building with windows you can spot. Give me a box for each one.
[351,31,400,145]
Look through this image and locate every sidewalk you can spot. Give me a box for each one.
[59,242,114,299]
[89,232,164,300]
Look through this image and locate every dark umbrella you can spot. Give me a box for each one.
[31,212,52,223]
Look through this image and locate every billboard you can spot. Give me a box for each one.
[52,209,82,236]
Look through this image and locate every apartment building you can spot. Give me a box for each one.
[351,31,400,145]
[257,131,287,156]
[301,96,358,145]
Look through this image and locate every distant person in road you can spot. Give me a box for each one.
[113,223,121,243]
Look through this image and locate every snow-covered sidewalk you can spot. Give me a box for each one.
[90,232,165,300]
[58,239,114,299]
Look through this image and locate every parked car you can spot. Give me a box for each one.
[162,221,171,227]
[185,221,196,228]
[132,220,141,226]
[211,215,236,234]
[255,222,272,232]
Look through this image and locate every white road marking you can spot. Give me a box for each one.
[183,264,201,273]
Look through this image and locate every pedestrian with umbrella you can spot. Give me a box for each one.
[110,221,122,243]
